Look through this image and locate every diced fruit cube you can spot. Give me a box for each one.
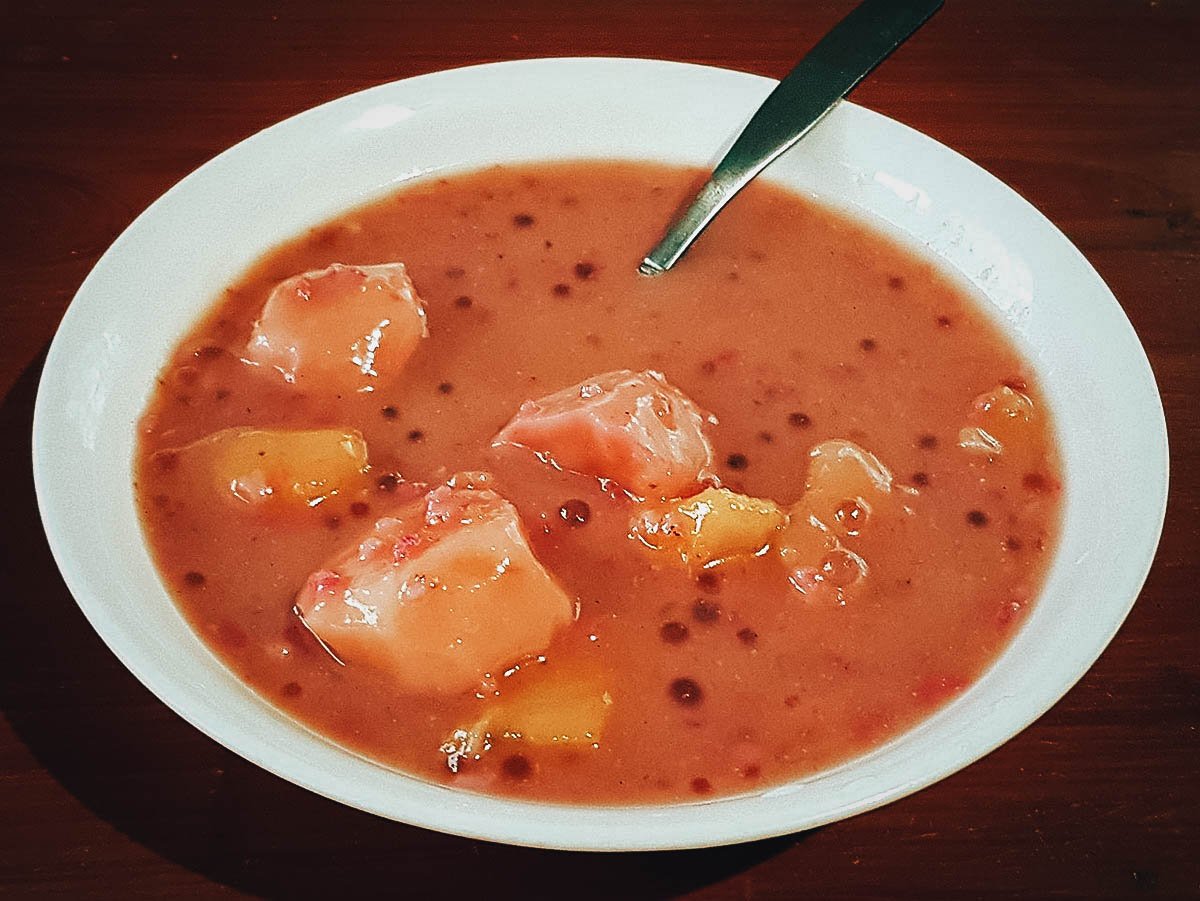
[295,482,575,693]
[493,369,714,499]
[488,660,613,744]
[803,439,896,537]
[631,487,786,568]
[958,384,1039,468]
[244,262,427,394]
[174,426,370,510]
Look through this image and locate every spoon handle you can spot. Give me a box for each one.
[639,0,943,276]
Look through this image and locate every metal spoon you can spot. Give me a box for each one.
[638,0,943,276]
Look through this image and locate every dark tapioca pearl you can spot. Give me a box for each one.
[281,682,302,698]
[377,473,401,492]
[693,599,721,623]
[696,571,721,594]
[324,514,341,530]
[911,471,930,487]
[936,314,953,327]
[558,499,591,527]
[1023,472,1049,491]
[437,382,454,394]
[917,433,938,449]
[757,431,774,444]
[183,571,206,587]
[513,213,535,228]
[888,275,905,290]
[725,453,748,471]
[1004,536,1023,551]
[407,429,425,443]
[214,388,230,401]
[381,405,398,419]
[690,777,714,795]
[737,627,758,647]
[445,266,465,279]
[966,509,989,527]
[552,282,571,297]
[544,239,553,249]
[669,677,704,707]
[501,754,533,780]
[860,337,878,352]
[660,621,690,644]
[574,261,596,280]
[171,372,195,390]
[788,411,812,429]
[350,502,370,517]
[453,295,473,309]
[154,451,179,473]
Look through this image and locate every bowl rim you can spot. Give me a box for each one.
[32,56,1169,851]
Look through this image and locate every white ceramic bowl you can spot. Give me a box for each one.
[32,58,1168,851]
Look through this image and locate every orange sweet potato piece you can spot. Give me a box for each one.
[167,426,370,511]
[958,384,1040,471]
[631,487,786,569]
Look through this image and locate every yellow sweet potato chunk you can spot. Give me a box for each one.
[803,439,895,538]
[958,384,1040,469]
[177,426,370,510]
[777,508,868,600]
[489,661,613,744]
[631,487,787,568]
[777,439,905,600]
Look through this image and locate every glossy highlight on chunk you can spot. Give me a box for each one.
[295,481,575,693]
[167,426,370,511]
[632,487,786,569]
[493,369,714,499]
[245,262,427,393]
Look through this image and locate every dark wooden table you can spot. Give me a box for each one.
[3,2,1197,897]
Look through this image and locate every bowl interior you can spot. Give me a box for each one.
[32,58,1167,850]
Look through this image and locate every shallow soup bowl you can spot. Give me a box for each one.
[32,58,1168,851]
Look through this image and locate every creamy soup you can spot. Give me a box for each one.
[135,161,1061,804]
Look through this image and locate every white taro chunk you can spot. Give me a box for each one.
[493,369,715,499]
[294,481,575,693]
[244,262,427,394]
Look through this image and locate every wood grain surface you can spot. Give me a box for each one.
[3,1,1197,898]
